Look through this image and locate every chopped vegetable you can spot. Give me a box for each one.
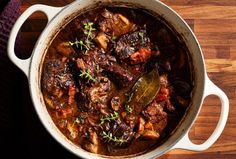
[130,48,152,64]
[94,32,109,49]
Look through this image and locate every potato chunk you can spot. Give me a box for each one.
[94,32,110,49]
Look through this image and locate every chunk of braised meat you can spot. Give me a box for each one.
[83,130,99,153]
[79,77,112,113]
[42,59,75,97]
[98,9,135,37]
[80,49,111,74]
[115,30,150,60]
[106,64,134,87]
[106,119,135,148]
[143,100,167,124]
[142,100,167,135]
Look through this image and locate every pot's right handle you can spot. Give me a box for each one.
[8,4,63,76]
[173,75,229,151]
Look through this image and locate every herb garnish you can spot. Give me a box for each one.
[79,69,97,83]
[68,22,96,53]
[112,36,117,42]
[124,93,134,113]
[73,115,86,126]
[101,131,126,144]
[84,22,96,47]
[125,105,133,114]
[68,38,90,52]
[100,111,119,124]
[96,65,100,71]
[138,32,145,46]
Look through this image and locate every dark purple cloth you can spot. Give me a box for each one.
[0,0,21,129]
[0,0,20,55]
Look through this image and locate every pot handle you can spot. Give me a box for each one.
[8,4,63,76]
[173,75,229,151]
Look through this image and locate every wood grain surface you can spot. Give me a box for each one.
[18,0,236,158]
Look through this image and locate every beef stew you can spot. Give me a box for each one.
[41,7,194,156]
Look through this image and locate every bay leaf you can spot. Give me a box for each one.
[128,68,160,114]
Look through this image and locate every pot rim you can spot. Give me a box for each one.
[28,0,206,158]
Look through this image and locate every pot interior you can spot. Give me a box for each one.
[29,0,205,158]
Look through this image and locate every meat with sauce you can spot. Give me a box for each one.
[41,7,193,156]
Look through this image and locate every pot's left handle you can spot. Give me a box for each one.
[8,4,63,76]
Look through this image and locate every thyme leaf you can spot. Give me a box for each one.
[84,22,96,48]
[101,131,126,144]
[138,32,145,46]
[68,38,90,53]
[73,115,86,126]
[125,104,133,114]
[79,69,96,83]
[100,111,119,124]
[68,22,96,54]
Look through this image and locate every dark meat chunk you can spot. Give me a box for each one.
[82,49,110,73]
[143,100,167,124]
[108,119,135,147]
[98,9,135,37]
[143,100,168,134]
[79,77,112,113]
[42,60,74,97]
[106,64,134,87]
[115,30,150,60]
[87,77,111,104]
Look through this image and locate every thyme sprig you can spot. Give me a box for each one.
[138,32,145,46]
[73,115,86,126]
[68,38,90,52]
[68,22,96,53]
[100,111,119,124]
[84,22,96,48]
[125,105,133,114]
[124,93,133,113]
[79,69,96,83]
[101,131,126,144]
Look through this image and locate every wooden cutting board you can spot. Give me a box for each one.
[19,0,236,158]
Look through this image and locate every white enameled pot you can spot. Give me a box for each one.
[8,0,229,158]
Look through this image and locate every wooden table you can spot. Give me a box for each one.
[18,0,236,158]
